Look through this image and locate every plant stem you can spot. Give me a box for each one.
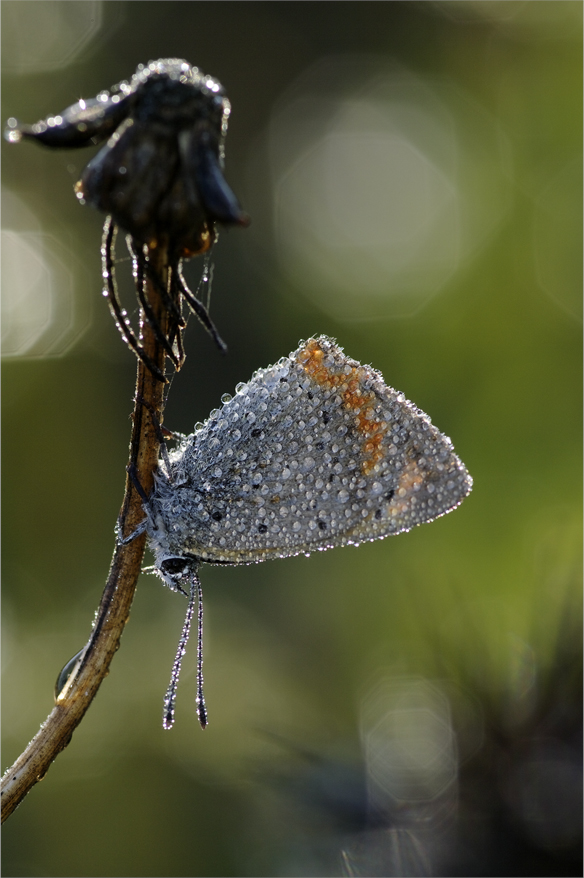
[1,241,170,823]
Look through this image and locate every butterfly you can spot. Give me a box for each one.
[131,336,472,729]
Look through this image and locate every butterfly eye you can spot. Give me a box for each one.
[160,557,190,577]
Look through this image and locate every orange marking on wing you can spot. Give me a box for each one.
[297,339,390,475]
[387,459,425,515]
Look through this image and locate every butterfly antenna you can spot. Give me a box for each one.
[163,567,200,730]
[195,574,208,729]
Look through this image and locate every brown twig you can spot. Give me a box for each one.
[1,241,171,823]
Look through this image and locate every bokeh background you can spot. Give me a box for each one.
[2,2,582,876]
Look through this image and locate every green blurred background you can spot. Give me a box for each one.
[2,2,581,876]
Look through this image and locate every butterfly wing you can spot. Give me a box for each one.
[150,336,472,565]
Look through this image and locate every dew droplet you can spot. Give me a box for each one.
[55,648,85,700]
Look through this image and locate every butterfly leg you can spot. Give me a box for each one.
[133,395,186,481]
